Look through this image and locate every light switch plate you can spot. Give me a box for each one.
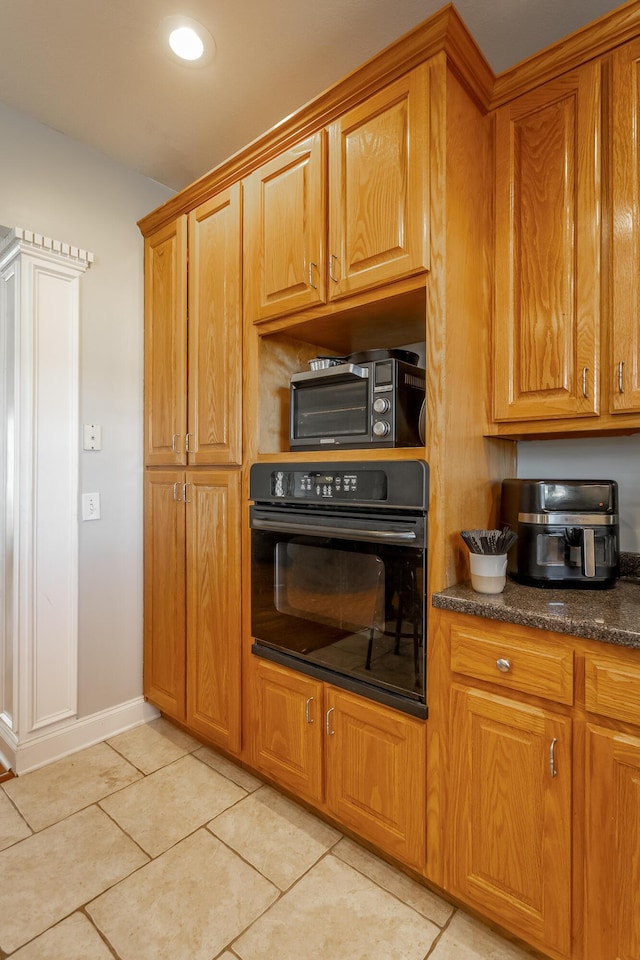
[83,423,102,450]
[82,493,101,521]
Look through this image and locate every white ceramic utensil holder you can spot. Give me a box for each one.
[469,553,508,594]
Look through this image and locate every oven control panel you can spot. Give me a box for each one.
[271,469,387,501]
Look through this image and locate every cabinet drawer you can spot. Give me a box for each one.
[584,653,640,726]
[450,625,574,705]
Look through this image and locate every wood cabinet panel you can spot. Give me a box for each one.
[325,687,425,870]
[187,187,242,464]
[584,653,640,727]
[143,471,186,719]
[144,218,187,465]
[585,724,640,960]
[449,684,572,957]
[493,62,601,423]
[328,64,429,299]
[450,622,574,705]
[243,133,325,321]
[252,659,324,804]
[610,38,640,414]
[186,472,242,752]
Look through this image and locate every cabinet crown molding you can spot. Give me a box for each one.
[0,227,93,270]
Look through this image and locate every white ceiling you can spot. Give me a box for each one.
[0,0,628,192]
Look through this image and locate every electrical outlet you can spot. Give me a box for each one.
[81,492,101,521]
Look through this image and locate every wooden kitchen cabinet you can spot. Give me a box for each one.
[493,62,601,424]
[144,470,242,753]
[609,37,640,416]
[143,470,187,720]
[144,184,242,466]
[250,659,425,870]
[585,724,640,960]
[448,684,572,957]
[251,658,325,804]
[583,649,640,960]
[243,63,429,323]
[325,686,426,870]
[144,217,187,466]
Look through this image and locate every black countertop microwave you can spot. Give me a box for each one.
[289,358,425,451]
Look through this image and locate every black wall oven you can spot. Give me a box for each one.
[249,461,428,718]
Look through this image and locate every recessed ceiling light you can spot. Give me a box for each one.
[169,26,204,61]
[160,16,215,67]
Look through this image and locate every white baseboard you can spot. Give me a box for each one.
[0,698,160,775]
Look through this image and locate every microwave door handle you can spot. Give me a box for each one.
[582,527,596,577]
[251,516,417,542]
[290,363,369,384]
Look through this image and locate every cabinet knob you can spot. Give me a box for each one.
[496,657,511,673]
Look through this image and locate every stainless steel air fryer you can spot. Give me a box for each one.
[500,479,619,589]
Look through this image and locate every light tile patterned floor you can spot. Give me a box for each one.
[0,717,538,959]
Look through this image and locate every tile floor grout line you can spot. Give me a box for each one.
[78,905,125,960]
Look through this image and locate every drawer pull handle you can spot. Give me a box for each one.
[496,658,511,673]
[308,262,317,289]
[618,360,625,394]
[582,366,589,399]
[326,706,335,736]
[305,697,314,724]
[549,737,558,778]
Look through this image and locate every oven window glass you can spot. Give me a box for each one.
[293,380,368,438]
[275,543,384,631]
[251,528,425,703]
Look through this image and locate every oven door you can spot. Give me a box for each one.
[250,505,427,717]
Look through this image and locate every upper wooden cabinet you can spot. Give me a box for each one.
[493,62,601,424]
[609,38,640,415]
[144,185,242,466]
[144,216,188,465]
[243,63,429,323]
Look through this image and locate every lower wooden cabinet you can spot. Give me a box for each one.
[585,724,640,960]
[144,469,242,753]
[251,659,426,870]
[448,683,572,958]
[252,658,324,803]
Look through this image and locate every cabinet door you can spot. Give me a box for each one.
[585,724,640,960]
[188,187,243,464]
[243,132,325,322]
[144,217,187,465]
[325,687,426,870]
[252,659,324,803]
[185,471,242,753]
[493,63,601,422]
[449,685,572,957]
[143,471,186,719]
[610,39,640,414]
[328,63,429,299]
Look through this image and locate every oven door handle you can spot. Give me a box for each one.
[251,516,418,542]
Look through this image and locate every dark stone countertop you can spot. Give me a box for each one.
[432,554,640,650]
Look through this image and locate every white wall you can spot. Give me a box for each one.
[517,435,640,552]
[0,101,173,717]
